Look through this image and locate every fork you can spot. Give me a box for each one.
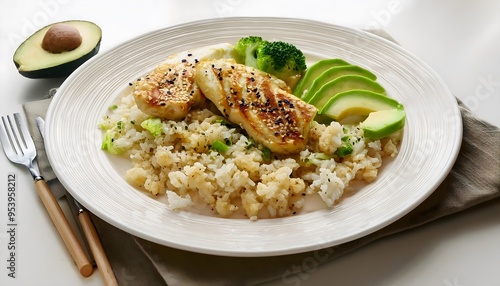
[0,113,93,277]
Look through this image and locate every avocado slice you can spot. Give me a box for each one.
[13,20,102,78]
[317,82,405,139]
[307,75,386,110]
[361,108,406,139]
[293,58,350,97]
[301,65,377,102]
[319,90,401,121]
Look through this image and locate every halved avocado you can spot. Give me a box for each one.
[13,20,102,78]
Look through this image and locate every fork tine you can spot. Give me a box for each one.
[9,114,26,155]
[0,113,37,164]
[1,114,93,276]
[0,114,22,157]
[14,113,36,152]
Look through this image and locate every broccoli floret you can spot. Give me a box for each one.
[256,41,307,81]
[234,36,307,83]
[234,36,265,68]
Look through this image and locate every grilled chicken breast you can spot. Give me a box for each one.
[195,58,317,154]
[133,43,235,120]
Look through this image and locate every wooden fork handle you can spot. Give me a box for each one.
[34,179,93,277]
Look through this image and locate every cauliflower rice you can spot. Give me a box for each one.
[99,88,402,220]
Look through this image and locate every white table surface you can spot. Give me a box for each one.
[1,1,499,285]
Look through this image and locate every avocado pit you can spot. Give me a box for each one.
[42,23,82,53]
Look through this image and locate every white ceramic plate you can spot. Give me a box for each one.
[45,17,462,257]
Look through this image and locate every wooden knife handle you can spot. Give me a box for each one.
[34,179,93,277]
[77,211,118,286]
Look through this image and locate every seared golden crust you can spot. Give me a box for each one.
[133,61,203,120]
[195,58,317,154]
[133,43,235,120]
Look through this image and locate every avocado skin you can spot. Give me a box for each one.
[14,40,101,79]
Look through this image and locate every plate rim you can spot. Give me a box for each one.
[45,17,463,257]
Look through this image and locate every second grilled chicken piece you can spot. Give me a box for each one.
[133,43,235,120]
[195,58,317,154]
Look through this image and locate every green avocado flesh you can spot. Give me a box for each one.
[293,58,350,97]
[302,58,405,139]
[306,75,386,110]
[301,65,377,101]
[319,90,402,121]
[13,20,102,78]
[313,76,406,140]
[361,108,406,139]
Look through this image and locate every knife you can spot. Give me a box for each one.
[36,117,118,286]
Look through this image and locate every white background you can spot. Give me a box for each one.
[0,1,499,285]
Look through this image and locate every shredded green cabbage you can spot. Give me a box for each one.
[101,130,123,155]
[141,118,163,137]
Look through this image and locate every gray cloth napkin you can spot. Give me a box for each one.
[23,31,500,285]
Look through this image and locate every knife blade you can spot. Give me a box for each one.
[35,116,45,137]
[36,117,118,285]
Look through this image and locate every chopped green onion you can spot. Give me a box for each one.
[334,145,353,158]
[215,118,225,124]
[245,138,255,150]
[108,104,118,110]
[261,147,272,162]
[334,135,356,158]
[212,140,230,153]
